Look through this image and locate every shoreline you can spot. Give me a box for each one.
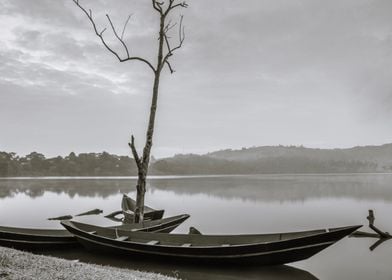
[0,246,176,280]
[1,172,392,180]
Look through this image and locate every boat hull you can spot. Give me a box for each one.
[0,237,77,250]
[62,222,361,265]
[0,227,76,250]
[74,236,335,265]
[0,214,189,251]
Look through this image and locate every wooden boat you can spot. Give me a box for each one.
[0,214,189,250]
[121,194,164,222]
[0,227,76,249]
[61,221,361,265]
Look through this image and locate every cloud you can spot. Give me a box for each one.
[0,0,391,157]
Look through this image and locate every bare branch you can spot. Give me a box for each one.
[171,2,188,10]
[163,34,172,56]
[156,1,165,8]
[121,14,132,40]
[164,20,177,34]
[152,0,163,14]
[128,135,142,169]
[72,0,156,73]
[162,15,185,71]
[106,14,130,58]
[165,0,188,15]
[99,28,107,36]
[165,60,175,73]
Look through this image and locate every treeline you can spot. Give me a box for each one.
[0,150,387,177]
[0,152,138,177]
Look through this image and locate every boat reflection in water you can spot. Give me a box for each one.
[171,264,319,280]
[47,248,319,280]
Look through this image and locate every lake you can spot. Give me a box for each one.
[0,174,392,279]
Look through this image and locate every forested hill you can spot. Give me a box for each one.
[207,144,392,164]
[153,144,392,175]
[1,144,392,176]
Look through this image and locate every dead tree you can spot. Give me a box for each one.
[72,0,187,222]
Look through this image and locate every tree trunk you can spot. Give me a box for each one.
[134,17,165,222]
[134,171,146,223]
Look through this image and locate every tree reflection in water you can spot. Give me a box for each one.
[1,174,392,203]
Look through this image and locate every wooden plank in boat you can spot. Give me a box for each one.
[115,236,128,241]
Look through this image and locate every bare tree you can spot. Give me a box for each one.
[72,0,187,222]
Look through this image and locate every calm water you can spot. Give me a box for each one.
[0,174,392,279]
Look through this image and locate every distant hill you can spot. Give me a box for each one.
[153,144,392,175]
[1,144,392,176]
[207,144,392,164]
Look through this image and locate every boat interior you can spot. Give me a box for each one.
[67,221,357,247]
[0,225,70,236]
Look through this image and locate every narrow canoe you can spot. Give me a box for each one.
[122,194,164,222]
[61,221,361,265]
[0,214,189,251]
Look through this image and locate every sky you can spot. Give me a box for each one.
[0,0,391,158]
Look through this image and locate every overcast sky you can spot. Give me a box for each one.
[0,0,391,158]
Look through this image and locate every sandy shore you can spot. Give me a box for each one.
[0,246,176,280]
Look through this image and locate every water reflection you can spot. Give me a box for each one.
[152,174,392,202]
[0,178,132,199]
[1,175,391,279]
[46,248,319,280]
[1,174,392,202]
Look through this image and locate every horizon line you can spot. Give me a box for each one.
[2,142,391,160]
